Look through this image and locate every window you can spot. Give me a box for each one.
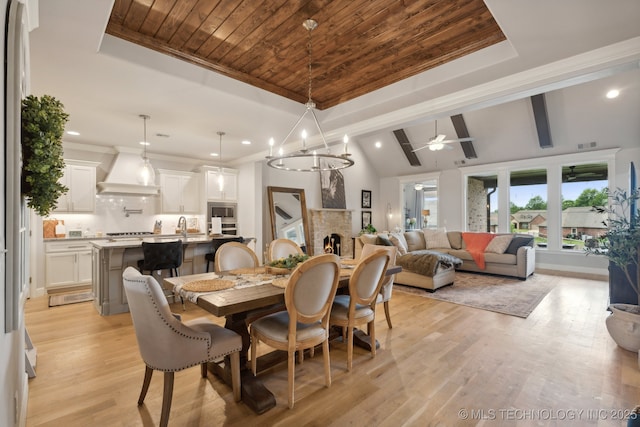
[400,177,439,231]
[559,162,608,251]
[466,174,497,232]
[462,151,614,252]
[509,168,547,246]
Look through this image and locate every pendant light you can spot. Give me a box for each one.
[217,131,225,191]
[137,114,155,186]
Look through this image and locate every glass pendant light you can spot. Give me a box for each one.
[137,114,155,186]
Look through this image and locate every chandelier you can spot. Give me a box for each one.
[266,19,354,172]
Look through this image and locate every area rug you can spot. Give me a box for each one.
[394,272,555,318]
[48,291,93,307]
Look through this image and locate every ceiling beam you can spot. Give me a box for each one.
[392,129,421,166]
[530,94,553,148]
[450,114,477,159]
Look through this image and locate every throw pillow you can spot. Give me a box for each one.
[505,236,534,255]
[423,229,451,249]
[485,234,513,254]
[389,232,408,255]
[447,231,462,249]
[404,230,426,252]
[376,235,394,246]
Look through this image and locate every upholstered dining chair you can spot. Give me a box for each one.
[268,238,304,262]
[205,236,244,272]
[360,243,398,328]
[330,250,390,371]
[214,241,259,272]
[122,267,242,427]
[250,254,340,409]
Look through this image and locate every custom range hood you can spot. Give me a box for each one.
[97,149,160,195]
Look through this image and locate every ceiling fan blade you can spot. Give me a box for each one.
[434,134,446,143]
[411,144,432,153]
[440,137,475,144]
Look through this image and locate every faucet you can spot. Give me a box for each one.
[177,216,187,238]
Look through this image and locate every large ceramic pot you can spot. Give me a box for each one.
[606,303,640,352]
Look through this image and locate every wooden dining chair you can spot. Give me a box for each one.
[268,238,304,262]
[214,241,259,272]
[330,250,390,371]
[360,243,397,328]
[250,254,340,409]
[122,267,242,427]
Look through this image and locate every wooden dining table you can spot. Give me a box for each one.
[163,263,401,414]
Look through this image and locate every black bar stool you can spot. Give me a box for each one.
[137,240,184,277]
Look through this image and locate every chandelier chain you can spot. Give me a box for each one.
[307,22,313,103]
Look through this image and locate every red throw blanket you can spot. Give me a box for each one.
[462,232,495,269]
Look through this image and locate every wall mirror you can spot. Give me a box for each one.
[267,186,312,255]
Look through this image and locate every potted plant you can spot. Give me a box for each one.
[21,94,69,216]
[359,224,377,235]
[586,186,640,353]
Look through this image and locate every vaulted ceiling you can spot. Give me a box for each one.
[28,1,640,178]
[105,0,505,109]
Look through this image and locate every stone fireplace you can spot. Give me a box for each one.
[309,209,353,257]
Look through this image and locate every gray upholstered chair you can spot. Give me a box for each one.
[214,241,259,272]
[122,267,242,427]
[250,254,340,409]
[268,238,304,262]
[330,250,390,371]
[360,243,397,328]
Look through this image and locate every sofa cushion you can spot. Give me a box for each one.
[424,229,452,249]
[389,232,408,255]
[359,234,378,246]
[505,236,534,254]
[485,234,513,254]
[446,231,463,249]
[404,230,426,252]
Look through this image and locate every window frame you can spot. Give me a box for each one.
[460,149,616,252]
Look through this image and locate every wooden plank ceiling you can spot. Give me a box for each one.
[106,0,505,110]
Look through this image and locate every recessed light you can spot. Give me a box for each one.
[139,141,150,146]
[606,89,620,99]
[210,153,219,157]
[375,141,382,148]
[242,140,251,145]
[66,131,80,136]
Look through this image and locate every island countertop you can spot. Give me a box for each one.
[90,234,252,249]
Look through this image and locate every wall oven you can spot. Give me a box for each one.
[207,202,237,235]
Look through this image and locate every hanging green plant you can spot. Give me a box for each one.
[21,94,69,216]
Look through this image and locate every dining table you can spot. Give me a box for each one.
[163,261,401,414]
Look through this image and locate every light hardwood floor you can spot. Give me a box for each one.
[25,273,639,426]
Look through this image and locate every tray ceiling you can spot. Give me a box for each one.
[106,0,506,110]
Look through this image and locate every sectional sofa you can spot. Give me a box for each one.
[355,229,536,291]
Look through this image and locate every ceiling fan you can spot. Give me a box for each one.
[565,165,599,181]
[412,120,474,152]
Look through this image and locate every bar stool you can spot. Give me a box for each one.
[205,236,244,272]
[137,240,184,277]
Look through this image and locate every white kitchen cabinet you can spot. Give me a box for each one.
[203,167,237,201]
[45,241,93,289]
[54,160,99,212]
[158,170,200,213]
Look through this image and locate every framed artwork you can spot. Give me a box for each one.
[319,159,346,209]
[361,190,371,208]
[361,211,372,229]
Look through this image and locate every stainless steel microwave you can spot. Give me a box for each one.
[208,202,237,222]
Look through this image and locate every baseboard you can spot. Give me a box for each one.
[536,268,608,281]
[18,372,28,427]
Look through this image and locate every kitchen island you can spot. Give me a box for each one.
[91,235,254,315]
